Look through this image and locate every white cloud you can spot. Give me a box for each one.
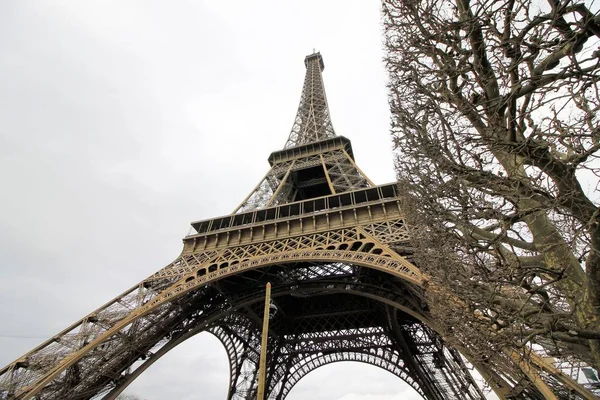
[337,394,420,400]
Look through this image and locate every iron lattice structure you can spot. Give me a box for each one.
[0,53,597,400]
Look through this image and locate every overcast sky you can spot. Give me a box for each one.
[0,1,455,399]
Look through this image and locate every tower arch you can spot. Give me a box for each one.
[95,263,480,400]
[281,357,423,400]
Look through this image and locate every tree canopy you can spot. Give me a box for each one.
[383,0,600,389]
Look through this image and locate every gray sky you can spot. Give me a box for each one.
[0,1,428,399]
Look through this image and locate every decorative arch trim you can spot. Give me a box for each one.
[100,284,430,399]
[15,238,425,399]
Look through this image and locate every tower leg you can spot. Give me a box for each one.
[211,319,262,400]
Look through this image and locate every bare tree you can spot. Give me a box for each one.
[383,0,600,377]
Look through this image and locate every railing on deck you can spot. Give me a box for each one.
[189,183,399,237]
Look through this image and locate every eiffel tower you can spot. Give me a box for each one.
[0,53,597,400]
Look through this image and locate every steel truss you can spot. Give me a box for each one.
[234,142,373,213]
[104,263,486,400]
[1,52,597,400]
[284,52,335,149]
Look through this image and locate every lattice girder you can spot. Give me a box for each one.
[208,286,435,399]
[266,327,426,400]
[275,350,419,399]
[0,227,421,400]
[134,270,478,400]
[97,273,427,399]
[0,259,417,399]
[2,224,594,399]
[3,51,598,400]
[284,53,335,149]
[235,145,373,213]
[210,317,262,400]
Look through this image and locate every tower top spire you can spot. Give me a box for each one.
[305,52,324,70]
[284,52,336,148]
